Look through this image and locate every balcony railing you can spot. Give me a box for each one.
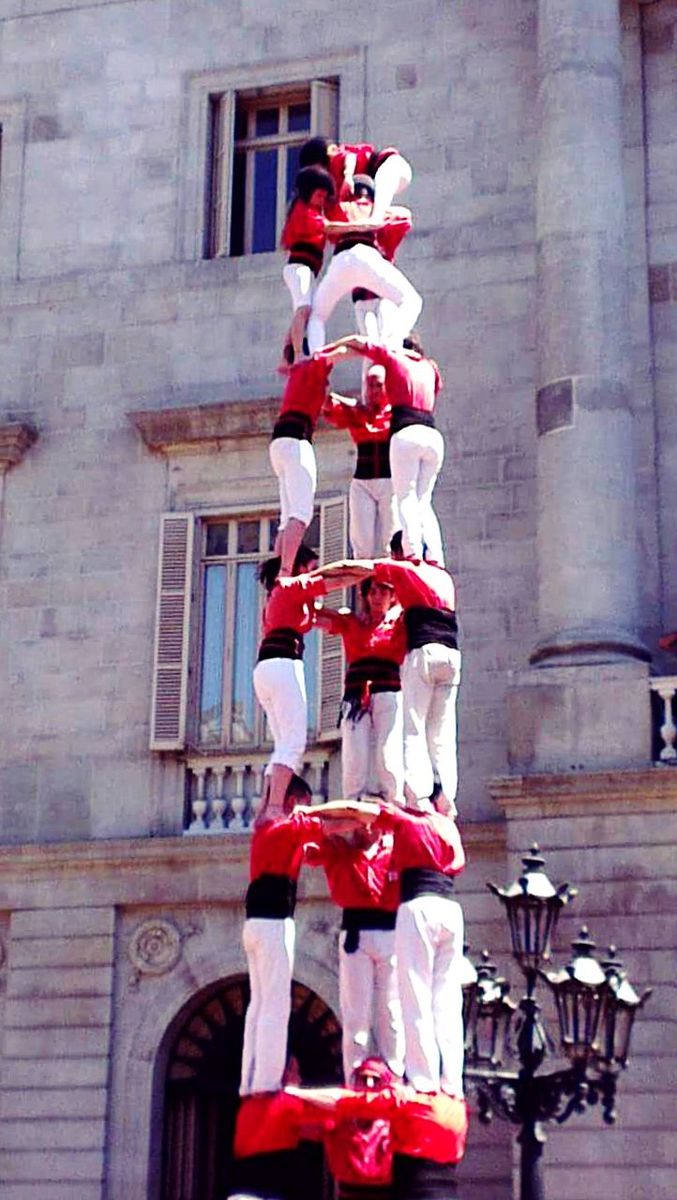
[184,748,332,834]
[649,675,677,763]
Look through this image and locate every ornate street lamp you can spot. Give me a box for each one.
[463,848,650,1200]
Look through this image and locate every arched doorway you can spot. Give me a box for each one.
[160,974,342,1200]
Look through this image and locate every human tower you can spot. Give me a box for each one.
[229,137,468,1200]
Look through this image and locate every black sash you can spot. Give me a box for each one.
[392,1154,457,1200]
[390,406,436,435]
[271,410,314,442]
[338,1185,392,1200]
[334,232,378,255]
[352,287,379,303]
[355,440,391,480]
[404,607,458,652]
[341,657,401,723]
[245,873,297,919]
[288,241,323,275]
[342,907,397,954]
[229,1148,297,1200]
[257,629,305,662]
[400,868,455,902]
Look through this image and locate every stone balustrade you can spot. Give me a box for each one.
[184,749,331,833]
[650,676,677,762]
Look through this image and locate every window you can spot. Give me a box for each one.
[149,498,347,753]
[206,79,338,259]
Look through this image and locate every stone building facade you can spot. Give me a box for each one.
[0,0,675,1197]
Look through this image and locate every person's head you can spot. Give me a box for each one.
[360,576,396,620]
[350,1057,396,1091]
[284,773,312,815]
[259,555,282,593]
[403,333,424,356]
[295,165,335,208]
[365,364,386,409]
[299,136,332,170]
[389,530,404,560]
[351,174,375,205]
[293,542,319,575]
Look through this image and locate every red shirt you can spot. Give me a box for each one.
[376,808,465,878]
[278,353,333,424]
[281,199,327,252]
[375,209,412,262]
[360,345,442,414]
[374,559,455,612]
[233,1092,305,1157]
[297,1094,393,1185]
[249,811,322,882]
[261,574,326,638]
[334,1089,468,1164]
[329,143,375,195]
[321,607,406,666]
[323,394,392,446]
[307,829,400,911]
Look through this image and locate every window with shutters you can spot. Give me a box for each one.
[149,498,347,755]
[206,79,338,259]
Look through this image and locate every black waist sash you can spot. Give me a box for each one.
[390,406,436,435]
[352,286,379,303]
[342,907,397,954]
[245,873,297,919]
[288,241,323,275]
[271,409,314,442]
[341,656,401,723]
[230,1148,297,1199]
[355,439,391,480]
[393,1154,457,1200]
[404,607,458,652]
[334,232,378,255]
[257,629,305,662]
[338,1186,392,1200]
[401,868,455,902]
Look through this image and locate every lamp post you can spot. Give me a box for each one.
[462,845,651,1200]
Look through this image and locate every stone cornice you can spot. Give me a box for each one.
[127,398,280,453]
[0,421,38,472]
[489,767,677,820]
[0,820,505,908]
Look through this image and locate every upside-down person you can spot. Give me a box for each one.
[324,365,398,559]
[253,548,360,819]
[280,165,335,365]
[299,136,413,224]
[270,343,348,575]
[305,178,421,354]
[306,821,405,1082]
[328,335,444,565]
[315,575,406,806]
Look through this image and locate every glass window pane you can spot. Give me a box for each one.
[288,102,311,133]
[268,520,278,552]
[237,520,260,555]
[256,107,279,136]
[199,565,227,743]
[230,150,247,257]
[286,144,302,202]
[306,510,321,552]
[206,524,230,557]
[231,563,259,744]
[305,627,320,738]
[252,149,278,253]
[234,104,248,140]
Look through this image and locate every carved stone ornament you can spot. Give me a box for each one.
[128,917,183,981]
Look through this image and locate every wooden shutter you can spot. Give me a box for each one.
[310,80,339,139]
[209,91,235,258]
[318,495,348,740]
[150,513,195,751]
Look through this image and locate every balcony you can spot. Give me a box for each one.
[183,748,333,834]
[649,675,677,763]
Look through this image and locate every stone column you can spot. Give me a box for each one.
[507,0,652,772]
[533,0,646,666]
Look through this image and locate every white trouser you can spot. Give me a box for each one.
[349,476,398,559]
[269,437,316,528]
[253,658,307,772]
[372,153,413,222]
[282,262,315,311]
[389,425,445,564]
[396,895,464,1096]
[240,916,295,1094]
[402,646,461,812]
[306,243,422,353]
[339,927,405,1080]
[341,689,404,804]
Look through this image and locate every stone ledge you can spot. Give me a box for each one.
[0,422,38,472]
[128,398,280,452]
[489,767,677,820]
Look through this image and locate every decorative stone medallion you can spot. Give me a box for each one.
[128,918,183,980]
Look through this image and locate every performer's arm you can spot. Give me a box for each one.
[294,799,381,824]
